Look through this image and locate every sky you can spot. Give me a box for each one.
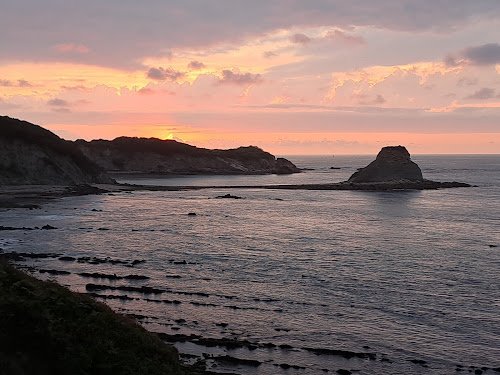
[1,1,500,154]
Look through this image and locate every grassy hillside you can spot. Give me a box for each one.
[0,116,113,184]
[0,259,185,375]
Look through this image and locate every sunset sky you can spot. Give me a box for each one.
[1,1,499,154]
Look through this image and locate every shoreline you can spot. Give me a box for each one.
[1,180,498,374]
[0,179,472,209]
[2,249,498,374]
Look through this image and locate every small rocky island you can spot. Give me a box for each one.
[348,146,423,183]
[257,146,471,191]
[0,116,470,196]
[342,145,471,190]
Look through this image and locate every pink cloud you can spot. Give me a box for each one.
[290,33,312,45]
[263,51,277,58]
[325,29,366,45]
[53,43,90,53]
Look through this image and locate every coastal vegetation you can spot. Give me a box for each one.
[0,259,191,375]
[0,116,113,185]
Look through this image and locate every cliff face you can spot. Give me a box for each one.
[0,116,299,185]
[0,116,114,185]
[76,137,300,175]
[348,146,423,183]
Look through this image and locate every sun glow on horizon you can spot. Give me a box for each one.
[1,10,499,155]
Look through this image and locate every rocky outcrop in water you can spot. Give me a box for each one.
[348,146,423,183]
[0,116,114,185]
[76,137,300,175]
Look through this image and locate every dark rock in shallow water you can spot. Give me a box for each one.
[79,272,122,280]
[41,224,57,230]
[282,363,304,369]
[85,283,164,294]
[303,347,376,360]
[0,251,60,260]
[409,359,428,367]
[348,145,423,183]
[124,274,150,280]
[216,194,243,199]
[0,226,33,231]
[213,355,261,367]
[59,256,76,261]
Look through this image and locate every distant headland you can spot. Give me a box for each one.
[0,115,299,186]
[0,116,470,204]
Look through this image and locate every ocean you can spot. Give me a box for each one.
[1,155,499,374]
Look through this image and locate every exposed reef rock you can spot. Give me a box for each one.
[75,137,300,175]
[348,146,423,183]
[0,116,114,185]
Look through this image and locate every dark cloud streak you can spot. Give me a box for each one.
[219,70,261,85]
[0,79,32,87]
[188,61,206,70]
[47,98,70,107]
[462,43,500,65]
[147,67,185,81]
[290,33,312,45]
[465,87,496,100]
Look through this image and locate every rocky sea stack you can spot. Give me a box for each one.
[348,146,423,183]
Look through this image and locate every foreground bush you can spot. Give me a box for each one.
[0,259,183,375]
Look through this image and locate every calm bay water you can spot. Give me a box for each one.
[1,155,500,374]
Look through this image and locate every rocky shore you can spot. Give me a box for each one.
[0,116,472,202]
[0,177,472,210]
[0,258,199,375]
[2,248,498,375]
[0,184,111,209]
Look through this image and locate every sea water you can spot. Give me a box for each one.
[1,155,499,374]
